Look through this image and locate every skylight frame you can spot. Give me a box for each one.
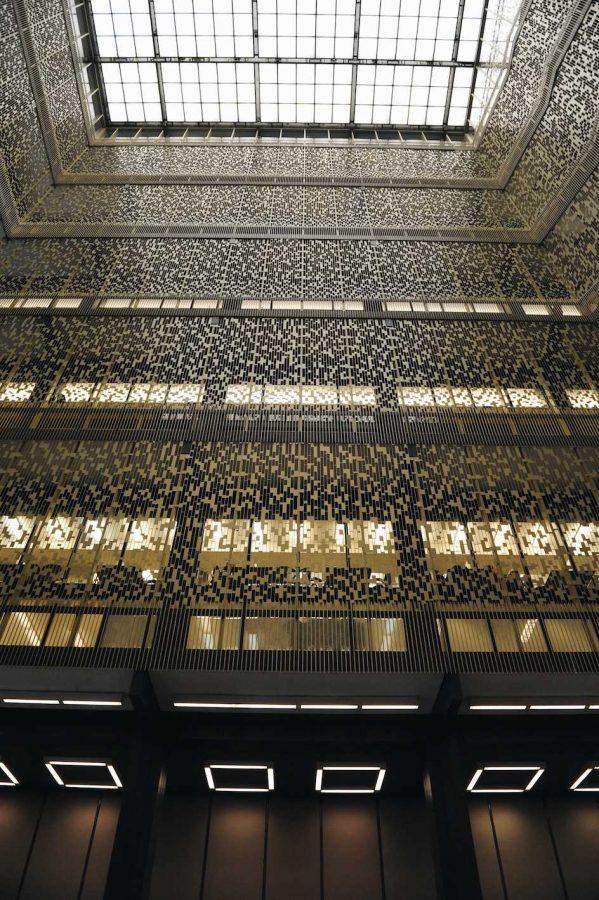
[80,0,510,135]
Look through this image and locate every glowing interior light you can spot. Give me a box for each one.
[315,765,386,794]
[469,705,528,711]
[570,766,599,792]
[45,760,122,789]
[204,764,275,793]
[361,704,419,710]
[466,765,545,793]
[0,761,18,786]
[174,701,236,708]
[3,697,60,705]
[62,699,122,707]
[300,704,358,710]
[529,705,586,711]
[234,703,296,710]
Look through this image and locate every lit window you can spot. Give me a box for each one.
[506,388,548,409]
[30,516,82,567]
[225,383,376,406]
[296,615,351,651]
[96,383,131,403]
[0,382,36,402]
[44,613,78,647]
[199,518,251,570]
[421,521,473,572]
[123,518,177,570]
[166,383,204,404]
[186,615,241,651]
[516,522,568,582]
[398,386,435,407]
[250,519,298,566]
[0,516,35,562]
[566,389,599,409]
[100,615,148,649]
[299,520,346,569]
[301,385,338,405]
[545,619,597,653]
[467,521,522,574]
[522,304,549,316]
[340,386,376,406]
[353,617,406,652]
[225,384,264,404]
[0,612,50,646]
[243,617,294,651]
[263,385,302,405]
[470,387,506,408]
[445,618,494,653]
[515,617,547,653]
[59,383,96,403]
[562,523,599,572]
[348,520,397,573]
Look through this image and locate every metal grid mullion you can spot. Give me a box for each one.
[464,0,492,129]
[349,0,361,124]
[252,0,261,121]
[147,0,168,127]
[442,0,466,128]
[82,0,112,127]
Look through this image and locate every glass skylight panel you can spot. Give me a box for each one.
[102,62,161,122]
[87,0,523,129]
[258,0,356,59]
[355,64,450,126]
[260,63,351,123]
[162,62,255,121]
[358,0,459,62]
[154,0,254,57]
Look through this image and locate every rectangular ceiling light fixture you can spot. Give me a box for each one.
[300,704,358,710]
[529,705,587,712]
[174,700,296,709]
[315,765,386,794]
[570,765,599,792]
[204,764,275,792]
[61,699,123,707]
[3,697,60,705]
[45,759,123,789]
[84,0,525,132]
[469,704,528,712]
[361,703,419,710]
[0,760,18,787]
[466,765,544,794]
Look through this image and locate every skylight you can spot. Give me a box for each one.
[84,0,523,133]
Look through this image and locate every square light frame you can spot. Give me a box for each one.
[0,760,18,787]
[466,765,544,794]
[570,765,599,792]
[45,758,123,790]
[204,763,275,793]
[315,764,386,794]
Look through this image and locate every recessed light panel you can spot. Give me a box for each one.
[570,765,599,792]
[315,765,385,794]
[0,760,18,787]
[204,764,275,792]
[466,765,544,794]
[45,759,123,790]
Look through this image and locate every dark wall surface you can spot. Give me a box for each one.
[0,791,119,900]
[149,793,437,900]
[470,796,599,900]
